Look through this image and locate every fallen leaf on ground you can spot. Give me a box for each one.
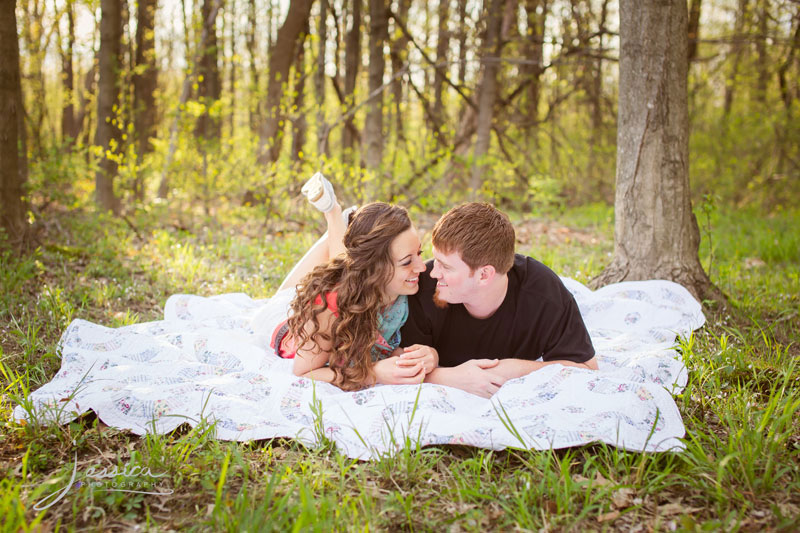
[594,471,611,486]
[597,510,620,522]
[612,488,635,509]
[658,502,704,516]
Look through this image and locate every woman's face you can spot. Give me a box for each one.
[384,226,426,302]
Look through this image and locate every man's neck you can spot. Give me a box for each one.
[463,274,509,319]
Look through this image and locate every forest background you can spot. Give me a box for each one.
[3,0,799,219]
[0,0,799,530]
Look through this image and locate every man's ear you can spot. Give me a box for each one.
[477,265,496,284]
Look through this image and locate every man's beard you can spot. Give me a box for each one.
[433,288,449,309]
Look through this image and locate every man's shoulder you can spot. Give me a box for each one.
[511,254,573,306]
[511,254,562,286]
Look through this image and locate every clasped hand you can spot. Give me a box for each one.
[373,344,438,385]
[434,359,508,398]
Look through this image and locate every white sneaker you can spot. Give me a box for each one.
[301,172,336,213]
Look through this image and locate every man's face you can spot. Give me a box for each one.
[430,247,480,305]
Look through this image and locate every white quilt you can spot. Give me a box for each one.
[14,279,704,460]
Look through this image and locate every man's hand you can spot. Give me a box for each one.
[373,356,426,385]
[397,344,439,374]
[425,359,508,398]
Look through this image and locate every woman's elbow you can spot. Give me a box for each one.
[291,359,312,376]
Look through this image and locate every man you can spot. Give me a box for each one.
[385,202,597,398]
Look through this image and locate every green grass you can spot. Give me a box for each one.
[1,202,798,531]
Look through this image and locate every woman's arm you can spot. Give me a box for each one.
[396,344,438,374]
[371,343,437,385]
[292,309,337,382]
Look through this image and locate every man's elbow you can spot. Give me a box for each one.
[581,356,599,370]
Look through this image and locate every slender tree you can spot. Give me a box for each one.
[456,0,468,86]
[777,8,799,110]
[723,0,749,115]
[196,0,222,140]
[364,0,388,175]
[246,0,260,131]
[687,0,702,61]
[257,0,314,165]
[389,0,410,144]
[133,0,158,200]
[316,0,328,154]
[432,0,450,127]
[19,0,54,158]
[754,0,769,105]
[95,0,124,213]
[60,0,78,147]
[159,0,222,198]
[470,0,505,196]
[76,57,98,149]
[592,0,720,302]
[342,0,362,160]
[291,23,309,165]
[227,0,236,135]
[0,0,28,240]
[522,0,547,133]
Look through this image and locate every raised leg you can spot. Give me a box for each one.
[277,233,330,291]
[277,202,346,292]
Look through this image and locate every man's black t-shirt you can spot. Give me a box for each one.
[400,254,595,367]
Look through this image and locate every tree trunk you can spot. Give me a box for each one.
[342,0,362,161]
[364,0,388,174]
[469,0,505,197]
[316,0,328,155]
[227,0,236,136]
[76,58,97,149]
[256,0,314,165]
[754,0,768,105]
[19,0,52,159]
[61,0,78,147]
[432,0,450,127]
[456,0,468,86]
[591,0,721,304]
[586,0,609,202]
[291,23,308,165]
[196,0,222,140]
[95,0,123,214]
[523,0,547,131]
[133,0,158,200]
[777,11,799,110]
[389,0,410,145]
[158,0,222,198]
[246,0,260,131]
[687,0,702,62]
[0,0,28,240]
[723,0,749,115]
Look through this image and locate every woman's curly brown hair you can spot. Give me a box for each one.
[287,202,412,390]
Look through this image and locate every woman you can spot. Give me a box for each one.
[254,173,438,391]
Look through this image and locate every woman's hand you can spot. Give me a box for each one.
[397,344,439,374]
[373,356,425,385]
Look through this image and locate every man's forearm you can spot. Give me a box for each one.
[491,359,545,380]
[492,356,598,379]
[423,367,454,386]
